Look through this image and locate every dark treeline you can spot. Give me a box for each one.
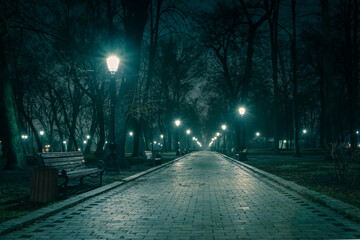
[0,0,359,169]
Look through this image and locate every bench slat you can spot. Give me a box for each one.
[39,151,83,159]
[42,156,84,164]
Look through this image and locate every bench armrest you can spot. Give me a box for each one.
[98,160,105,169]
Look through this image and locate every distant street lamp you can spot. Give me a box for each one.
[160,134,164,152]
[175,120,181,155]
[221,124,227,153]
[63,141,67,152]
[186,129,191,151]
[216,132,220,151]
[39,131,44,152]
[105,55,120,174]
[302,129,307,134]
[238,107,246,150]
[129,131,133,153]
[256,132,260,137]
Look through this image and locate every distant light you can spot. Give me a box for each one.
[357,130,359,135]
[105,141,108,144]
[192,137,196,140]
[160,134,164,139]
[221,124,227,131]
[77,148,81,151]
[39,131,44,136]
[302,129,307,134]
[106,55,120,73]
[154,141,157,144]
[284,140,287,143]
[175,119,181,127]
[256,132,260,137]
[216,132,220,136]
[83,140,87,144]
[238,107,246,116]
[86,135,90,139]
[186,129,191,135]
[129,131,133,136]
[63,141,67,144]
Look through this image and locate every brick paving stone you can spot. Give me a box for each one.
[2,151,360,239]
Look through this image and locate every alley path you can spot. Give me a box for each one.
[3,151,360,239]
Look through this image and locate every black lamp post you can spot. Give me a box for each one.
[105,55,120,174]
[186,129,191,152]
[175,120,181,155]
[239,107,246,150]
[222,124,227,153]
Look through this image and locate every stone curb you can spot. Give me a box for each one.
[220,153,360,222]
[0,154,188,236]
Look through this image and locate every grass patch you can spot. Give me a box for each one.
[244,153,360,208]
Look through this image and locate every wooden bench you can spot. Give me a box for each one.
[144,150,162,166]
[37,151,104,196]
[236,149,248,161]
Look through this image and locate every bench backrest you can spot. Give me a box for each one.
[144,151,153,159]
[38,151,86,173]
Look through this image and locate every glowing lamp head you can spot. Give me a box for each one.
[302,129,307,134]
[175,119,181,127]
[186,129,191,135]
[106,55,120,73]
[216,132,220,136]
[129,131,133,136]
[221,124,227,131]
[238,107,246,116]
[256,132,260,137]
[39,131,44,136]
[160,134,164,139]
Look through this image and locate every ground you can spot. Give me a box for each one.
[1,151,360,239]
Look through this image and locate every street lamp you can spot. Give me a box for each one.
[128,131,133,153]
[238,107,246,150]
[106,55,120,174]
[256,132,260,137]
[221,124,227,153]
[302,129,307,134]
[39,131,44,152]
[186,129,191,152]
[160,134,165,152]
[175,119,181,155]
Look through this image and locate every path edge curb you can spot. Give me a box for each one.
[220,153,360,223]
[0,154,188,236]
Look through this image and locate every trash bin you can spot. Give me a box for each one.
[30,166,58,203]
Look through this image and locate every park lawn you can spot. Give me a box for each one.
[245,152,360,208]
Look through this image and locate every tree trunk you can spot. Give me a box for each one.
[269,0,280,154]
[321,0,335,149]
[0,33,25,169]
[291,0,301,157]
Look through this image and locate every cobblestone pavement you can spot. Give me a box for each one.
[3,151,360,239]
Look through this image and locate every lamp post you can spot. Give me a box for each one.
[186,129,191,152]
[39,131,44,152]
[105,55,120,174]
[175,120,181,155]
[239,107,246,150]
[216,132,220,151]
[160,134,164,152]
[129,131,133,153]
[221,124,227,153]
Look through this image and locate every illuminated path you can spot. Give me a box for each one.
[3,151,360,239]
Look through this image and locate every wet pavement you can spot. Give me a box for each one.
[2,151,360,239]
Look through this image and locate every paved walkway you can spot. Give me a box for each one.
[2,151,360,239]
